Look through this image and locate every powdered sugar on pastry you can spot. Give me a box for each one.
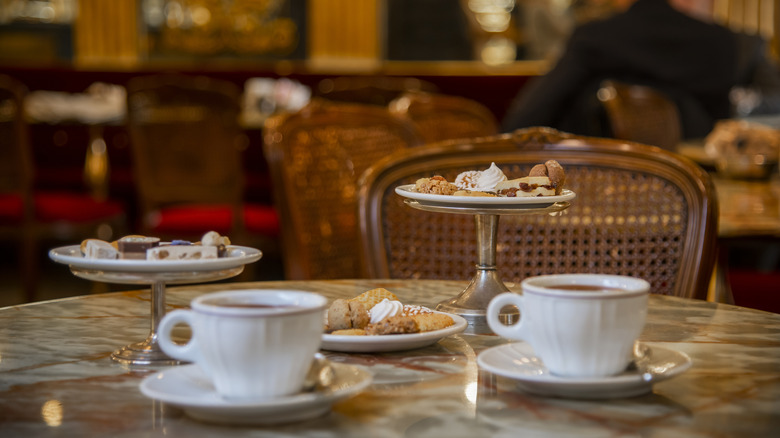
[403,305,433,316]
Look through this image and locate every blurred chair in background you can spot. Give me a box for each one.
[358,127,718,300]
[0,74,126,302]
[598,79,682,150]
[263,99,422,279]
[389,90,499,143]
[316,76,438,106]
[125,74,279,254]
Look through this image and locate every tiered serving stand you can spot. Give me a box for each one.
[395,186,575,334]
[49,245,262,366]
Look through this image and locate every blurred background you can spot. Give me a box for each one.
[0,0,778,308]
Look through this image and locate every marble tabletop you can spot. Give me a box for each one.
[713,175,780,238]
[1,279,778,437]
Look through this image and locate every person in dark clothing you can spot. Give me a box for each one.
[501,0,780,140]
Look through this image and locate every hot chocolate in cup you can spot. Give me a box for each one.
[486,274,649,378]
[158,289,327,400]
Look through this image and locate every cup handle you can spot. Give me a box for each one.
[157,309,200,363]
[486,292,528,341]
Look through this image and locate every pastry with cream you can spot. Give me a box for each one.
[324,289,454,335]
[454,162,507,192]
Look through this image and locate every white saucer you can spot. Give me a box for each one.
[321,312,468,353]
[477,342,692,399]
[395,184,576,208]
[139,363,372,425]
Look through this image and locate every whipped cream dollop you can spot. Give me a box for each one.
[369,298,403,324]
[454,162,507,192]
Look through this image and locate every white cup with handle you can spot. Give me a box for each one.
[158,289,327,400]
[486,274,649,378]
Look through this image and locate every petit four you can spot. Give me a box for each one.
[83,239,118,260]
[147,245,218,260]
[118,236,160,259]
[79,231,232,261]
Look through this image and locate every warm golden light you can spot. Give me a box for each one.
[480,36,516,66]
[41,400,63,427]
[190,6,211,26]
[464,381,478,404]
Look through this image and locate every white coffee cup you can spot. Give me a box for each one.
[486,274,649,378]
[158,289,327,400]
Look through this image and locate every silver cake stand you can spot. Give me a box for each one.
[49,245,262,366]
[403,199,571,334]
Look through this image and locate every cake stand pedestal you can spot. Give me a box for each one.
[49,245,262,367]
[404,200,571,334]
[72,267,247,366]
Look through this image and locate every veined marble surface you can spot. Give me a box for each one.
[1,279,778,437]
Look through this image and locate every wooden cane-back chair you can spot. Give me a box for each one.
[598,79,682,150]
[263,99,422,280]
[0,74,126,302]
[126,74,279,247]
[358,127,718,299]
[389,91,499,144]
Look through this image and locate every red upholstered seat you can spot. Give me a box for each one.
[0,192,123,225]
[126,74,280,263]
[0,194,23,223]
[0,74,128,302]
[33,192,124,223]
[146,204,280,237]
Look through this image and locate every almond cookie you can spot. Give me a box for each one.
[326,299,352,331]
[544,160,565,194]
[410,313,454,332]
[529,163,548,177]
[326,299,369,331]
[453,190,496,197]
[365,315,419,335]
[330,328,366,336]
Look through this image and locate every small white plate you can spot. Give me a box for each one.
[322,312,468,353]
[395,184,576,208]
[49,244,262,273]
[139,363,372,425]
[477,342,692,399]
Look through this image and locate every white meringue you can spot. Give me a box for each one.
[369,298,403,324]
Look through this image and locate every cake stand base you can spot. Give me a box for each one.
[436,266,518,335]
[111,339,183,367]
